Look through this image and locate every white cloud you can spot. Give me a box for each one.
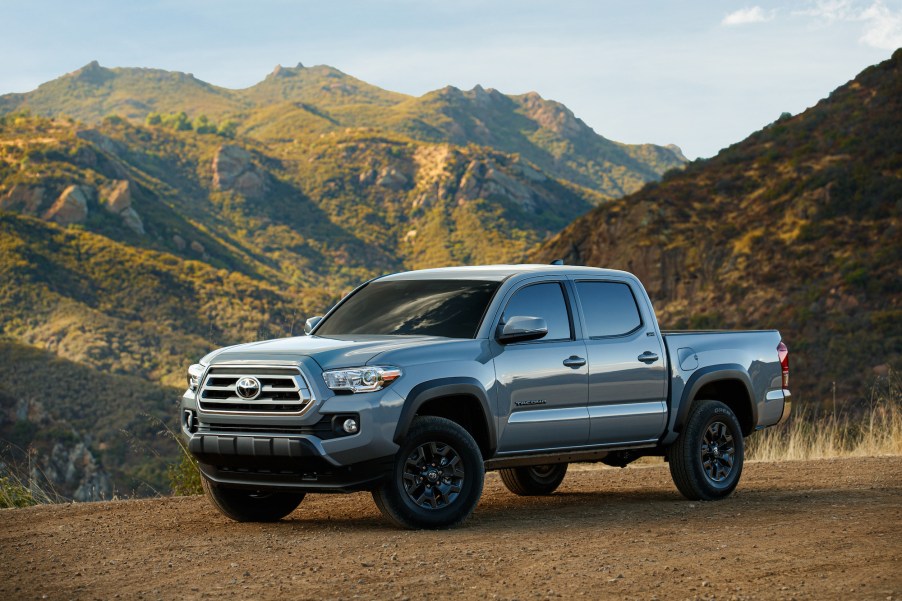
[796,1,902,50]
[722,6,775,26]
[794,0,857,22]
[860,1,902,49]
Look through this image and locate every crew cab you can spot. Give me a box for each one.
[181,265,791,528]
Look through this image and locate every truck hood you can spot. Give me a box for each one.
[202,334,448,371]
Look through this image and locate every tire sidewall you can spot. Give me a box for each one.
[202,476,305,522]
[688,402,744,497]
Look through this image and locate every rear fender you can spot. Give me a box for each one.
[664,365,757,443]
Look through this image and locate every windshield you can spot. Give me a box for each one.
[315,279,500,338]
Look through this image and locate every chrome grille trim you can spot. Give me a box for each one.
[197,365,314,415]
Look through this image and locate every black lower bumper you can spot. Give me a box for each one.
[189,433,393,493]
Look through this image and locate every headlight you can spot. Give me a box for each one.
[187,364,205,391]
[322,366,402,393]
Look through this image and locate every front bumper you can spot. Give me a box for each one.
[192,434,393,492]
[180,361,406,491]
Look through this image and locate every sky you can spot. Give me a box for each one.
[2,0,900,158]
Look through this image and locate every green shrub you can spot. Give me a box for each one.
[167,450,202,496]
[0,475,37,508]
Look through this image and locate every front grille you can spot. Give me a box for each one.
[198,366,313,414]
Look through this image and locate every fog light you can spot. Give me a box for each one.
[342,418,359,434]
[184,409,197,434]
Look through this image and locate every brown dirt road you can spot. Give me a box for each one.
[2,457,900,601]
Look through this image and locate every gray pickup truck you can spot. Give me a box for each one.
[181,264,791,529]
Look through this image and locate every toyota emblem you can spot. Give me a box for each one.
[235,377,262,400]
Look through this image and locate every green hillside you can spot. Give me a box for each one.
[0,61,686,198]
[0,101,605,499]
[0,213,321,499]
[533,50,902,404]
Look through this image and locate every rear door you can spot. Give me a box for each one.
[492,279,589,453]
[572,278,667,445]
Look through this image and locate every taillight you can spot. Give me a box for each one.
[777,341,789,389]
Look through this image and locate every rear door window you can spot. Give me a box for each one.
[575,281,642,338]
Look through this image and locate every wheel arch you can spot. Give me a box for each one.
[674,366,758,436]
[393,378,497,457]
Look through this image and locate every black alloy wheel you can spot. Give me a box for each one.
[402,441,466,509]
[372,416,484,529]
[700,421,736,483]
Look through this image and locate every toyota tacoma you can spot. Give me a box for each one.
[180,264,791,529]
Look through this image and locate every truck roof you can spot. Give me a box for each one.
[377,264,634,282]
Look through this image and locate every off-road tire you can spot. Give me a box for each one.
[499,463,568,496]
[372,416,484,529]
[668,400,744,501]
[201,476,304,522]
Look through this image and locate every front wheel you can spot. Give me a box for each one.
[201,476,304,522]
[667,400,744,501]
[372,416,484,529]
[500,463,568,496]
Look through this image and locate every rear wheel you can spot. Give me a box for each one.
[201,476,304,522]
[668,400,744,501]
[372,416,484,529]
[499,463,568,496]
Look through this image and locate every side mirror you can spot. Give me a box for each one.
[304,316,323,335]
[498,316,548,344]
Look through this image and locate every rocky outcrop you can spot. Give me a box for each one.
[43,185,91,225]
[6,397,113,502]
[35,441,113,502]
[212,145,267,199]
[102,179,131,213]
[100,180,145,235]
[376,167,409,190]
[457,159,536,211]
[119,208,145,235]
[0,185,46,215]
[519,92,585,138]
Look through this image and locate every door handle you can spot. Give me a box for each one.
[638,351,659,364]
[563,356,586,369]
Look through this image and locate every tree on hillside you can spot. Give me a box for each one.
[193,115,217,134]
[218,120,238,139]
[161,111,192,131]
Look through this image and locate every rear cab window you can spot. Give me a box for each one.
[574,281,643,338]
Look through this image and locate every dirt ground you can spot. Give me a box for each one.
[1,457,900,601]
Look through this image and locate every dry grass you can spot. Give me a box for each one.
[747,374,902,462]
[0,443,67,508]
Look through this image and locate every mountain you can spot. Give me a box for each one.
[532,50,902,403]
[1,60,655,498]
[0,110,612,498]
[0,61,686,198]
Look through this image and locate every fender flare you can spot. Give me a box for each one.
[392,377,497,455]
[672,364,758,435]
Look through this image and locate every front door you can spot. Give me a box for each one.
[493,281,589,453]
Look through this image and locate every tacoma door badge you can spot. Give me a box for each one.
[515,399,547,407]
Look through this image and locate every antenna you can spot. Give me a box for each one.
[550,259,565,265]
